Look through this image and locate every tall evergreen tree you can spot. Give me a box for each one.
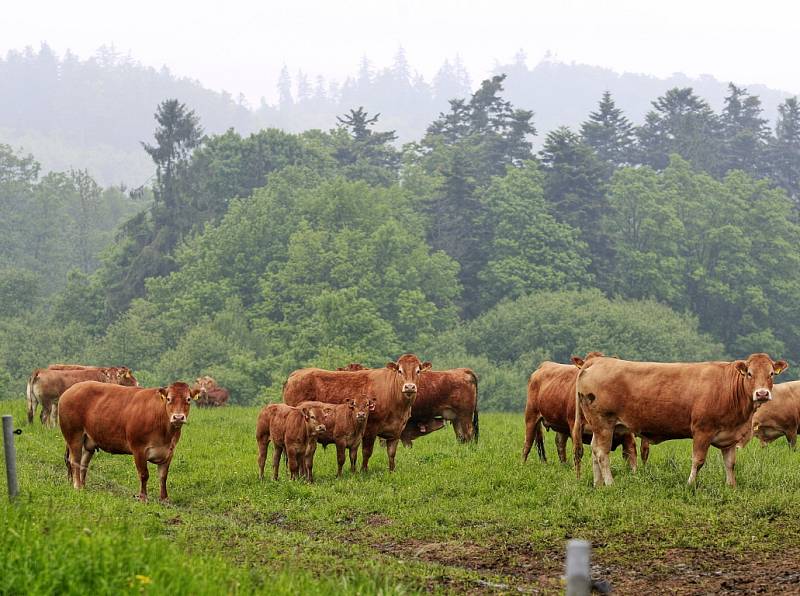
[768,97,800,205]
[580,91,635,167]
[720,83,769,176]
[334,107,400,185]
[635,87,723,175]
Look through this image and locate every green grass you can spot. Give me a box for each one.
[2,400,800,594]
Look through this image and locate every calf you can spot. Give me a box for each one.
[193,376,230,407]
[58,381,197,502]
[305,397,375,476]
[574,353,787,487]
[749,381,800,449]
[271,406,326,481]
[400,418,446,446]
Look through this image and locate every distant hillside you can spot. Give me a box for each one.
[0,44,795,184]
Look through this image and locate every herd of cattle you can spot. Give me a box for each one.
[17,350,800,500]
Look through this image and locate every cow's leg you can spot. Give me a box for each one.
[688,433,713,486]
[26,384,35,425]
[40,399,49,426]
[158,455,174,502]
[336,443,346,478]
[288,447,300,480]
[65,436,84,489]
[640,438,651,465]
[257,437,269,480]
[592,426,614,487]
[386,438,401,472]
[787,430,797,451]
[304,445,316,482]
[349,445,359,473]
[133,451,150,502]
[590,436,602,487]
[361,434,376,472]
[523,411,541,462]
[50,401,59,428]
[555,432,568,464]
[272,445,283,481]
[721,445,737,487]
[79,448,95,486]
[621,434,638,473]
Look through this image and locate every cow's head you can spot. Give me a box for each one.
[107,367,138,387]
[734,353,788,403]
[159,382,199,426]
[386,354,431,398]
[348,396,376,422]
[301,406,326,435]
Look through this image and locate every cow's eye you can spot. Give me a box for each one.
[770,372,774,377]
[747,372,752,377]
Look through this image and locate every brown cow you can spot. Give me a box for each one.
[522,353,642,468]
[256,402,331,480]
[747,381,800,449]
[192,376,230,407]
[306,397,375,476]
[58,381,198,502]
[261,405,326,481]
[338,363,478,445]
[574,353,787,487]
[27,365,138,427]
[284,353,431,471]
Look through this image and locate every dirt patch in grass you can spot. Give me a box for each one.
[375,539,800,594]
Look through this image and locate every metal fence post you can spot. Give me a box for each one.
[566,539,591,596]
[2,415,19,499]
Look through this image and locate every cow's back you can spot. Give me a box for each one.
[528,362,578,433]
[284,367,404,438]
[413,368,477,419]
[59,381,162,453]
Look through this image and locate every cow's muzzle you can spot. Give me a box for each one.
[402,383,417,395]
[170,414,187,425]
[753,389,771,402]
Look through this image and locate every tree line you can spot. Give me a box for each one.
[1,75,799,409]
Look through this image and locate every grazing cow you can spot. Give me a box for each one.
[27,365,138,427]
[747,381,800,449]
[284,354,431,471]
[522,353,642,468]
[574,353,787,487]
[193,376,230,407]
[338,363,479,445]
[256,402,331,480]
[58,381,198,502]
[306,397,375,476]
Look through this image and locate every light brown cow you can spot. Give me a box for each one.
[27,365,138,427]
[574,353,787,487]
[522,353,642,468]
[58,381,198,502]
[284,354,431,471]
[256,402,331,480]
[338,363,478,445]
[747,381,800,449]
[264,405,326,481]
[192,376,230,407]
[305,397,375,476]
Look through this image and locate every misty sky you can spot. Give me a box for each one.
[4,0,799,105]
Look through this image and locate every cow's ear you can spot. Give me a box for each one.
[420,361,432,372]
[734,360,748,376]
[158,387,168,400]
[368,399,376,411]
[301,407,311,420]
[190,388,201,399]
[774,360,789,375]
[571,356,585,369]
[347,399,355,409]
[386,362,399,371]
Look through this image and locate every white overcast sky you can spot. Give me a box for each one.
[3,0,799,105]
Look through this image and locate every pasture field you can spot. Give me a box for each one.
[3,401,800,594]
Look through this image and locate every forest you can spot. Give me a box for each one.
[2,72,800,411]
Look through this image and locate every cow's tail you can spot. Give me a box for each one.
[26,371,37,424]
[572,382,585,479]
[469,369,479,443]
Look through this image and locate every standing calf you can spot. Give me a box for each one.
[256,404,326,481]
[58,381,197,502]
[307,397,375,476]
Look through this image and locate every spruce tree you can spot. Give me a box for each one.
[580,91,635,167]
